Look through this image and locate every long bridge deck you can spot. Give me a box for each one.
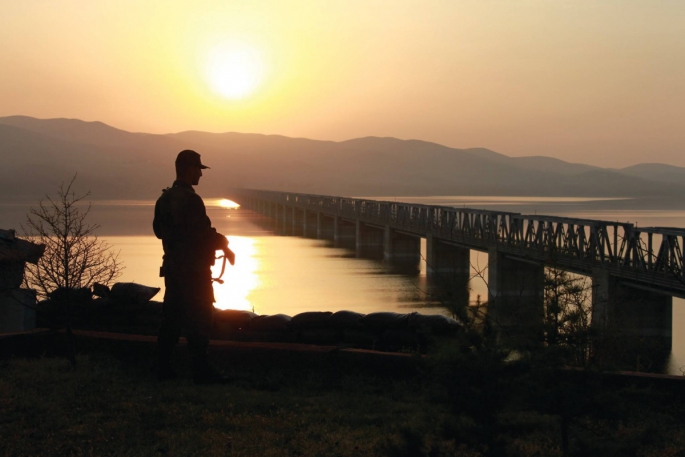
[232,189,685,298]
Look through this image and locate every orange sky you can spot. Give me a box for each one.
[1,1,684,167]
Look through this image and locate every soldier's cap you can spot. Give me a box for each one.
[175,150,210,170]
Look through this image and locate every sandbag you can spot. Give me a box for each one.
[408,313,461,335]
[380,329,422,351]
[49,287,92,304]
[343,328,378,346]
[298,328,340,344]
[92,282,110,298]
[214,309,257,330]
[290,311,332,330]
[251,314,292,332]
[329,310,365,329]
[109,282,160,305]
[360,312,410,330]
[212,319,237,340]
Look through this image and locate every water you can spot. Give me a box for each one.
[106,232,435,317]
[4,195,685,374]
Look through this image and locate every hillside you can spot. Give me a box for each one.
[1,115,683,200]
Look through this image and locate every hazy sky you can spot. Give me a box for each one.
[2,1,684,167]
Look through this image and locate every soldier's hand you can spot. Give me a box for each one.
[217,233,230,250]
[223,246,236,266]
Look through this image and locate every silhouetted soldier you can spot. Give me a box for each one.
[153,150,234,383]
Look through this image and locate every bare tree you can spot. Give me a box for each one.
[543,267,593,366]
[21,175,123,365]
[22,174,123,299]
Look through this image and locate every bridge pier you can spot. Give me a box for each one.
[269,204,278,232]
[487,249,545,346]
[274,204,283,232]
[317,213,335,240]
[426,234,471,310]
[384,226,421,268]
[265,202,276,230]
[592,268,672,369]
[282,205,292,235]
[292,208,304,236]
[334,216,356,248]
[355,222,385,258]
[303,210,318,238]
[425,234,470,279]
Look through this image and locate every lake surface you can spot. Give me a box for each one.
[3,195,685,374]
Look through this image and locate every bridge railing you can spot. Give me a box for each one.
[233,189,685,287]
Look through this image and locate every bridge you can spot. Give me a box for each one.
[230,189,683,354]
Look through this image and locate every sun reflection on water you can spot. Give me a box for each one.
[211,236,258,311]
[214,198,240,209]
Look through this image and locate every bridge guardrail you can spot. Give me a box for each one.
[232,189,685,293]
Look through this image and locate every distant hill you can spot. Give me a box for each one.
[1,115,683,200]
[615,163,685,186]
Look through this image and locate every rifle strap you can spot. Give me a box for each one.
[212,255,228,284]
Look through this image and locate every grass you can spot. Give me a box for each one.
[3,352,685,456]
[0,355,452,457]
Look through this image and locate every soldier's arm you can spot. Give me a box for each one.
[187,194,229,251]
[153,196,166,240]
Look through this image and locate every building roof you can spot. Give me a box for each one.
[0,229,45,264]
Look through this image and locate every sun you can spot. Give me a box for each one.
[206,42,264,100]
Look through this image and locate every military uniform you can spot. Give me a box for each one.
[153,180,228,370]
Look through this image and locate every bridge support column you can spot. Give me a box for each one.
[426,234,470,279]
[273,203,280,231]
[383,226,421,267]
[282,205,292,235]
[592,268,672,370]
[292,208,304,236]
[317,213,334,240]
[355,222,385,259]
[270,203,277,230]
[334,216,356,248]
[426,234,471,307]
[303,210,318,238]
[272,204,281,232]
[265,202,273,229]
[487,248,544,346]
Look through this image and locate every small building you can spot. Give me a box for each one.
[0,228,45,333]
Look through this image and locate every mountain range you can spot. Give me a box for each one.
[1,115,684,201]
